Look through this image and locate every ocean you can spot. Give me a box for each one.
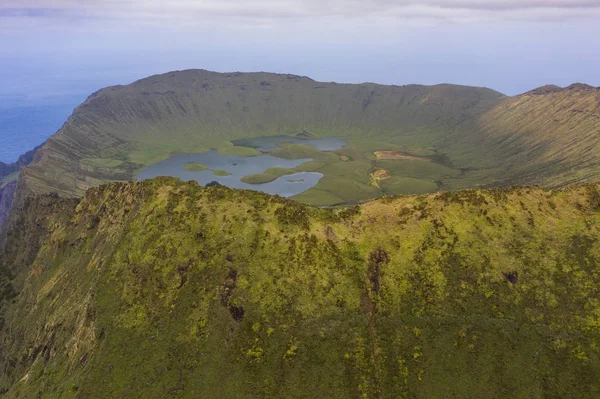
[0,60,151,164]
[0,99,85,163]
[0,59,100,163]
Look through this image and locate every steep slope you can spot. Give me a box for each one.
[467,84,600,187]
[1,178,600,398]
[18,70,504,202]
[0,144,44,229]
[0,181,16,227]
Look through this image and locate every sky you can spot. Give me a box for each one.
[1,0,600,98]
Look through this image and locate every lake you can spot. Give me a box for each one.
[137,137,346,197]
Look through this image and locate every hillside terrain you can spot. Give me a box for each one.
[0,181,16,228]
[8,70,598,215]
[1,71,599,396]
[471,84,600,187]
[0,145,42,226]
[15,70,506,205]
[0,145,40,179]
[1,178,600,398]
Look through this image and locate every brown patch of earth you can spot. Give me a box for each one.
[374,151,430,161]
[371,168,391,180]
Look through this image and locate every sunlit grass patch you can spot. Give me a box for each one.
[183,163,210,172]
[296,161,326,171]
[241,167,300,184]
[213,170,232,176]
[241,173,278,184]
[380,176,439,195]
[291,187,345,206]
[271,143,338,162]
[377,159,461,181]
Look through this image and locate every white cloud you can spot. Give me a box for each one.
[2,0,600,20]
[0,0,599,37]
[0,1,599,94]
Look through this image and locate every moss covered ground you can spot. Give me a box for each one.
[1,178,600,397]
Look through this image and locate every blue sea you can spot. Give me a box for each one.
[0,60,156,164]
[0,60,94,162]
[0,65,97,163]
[0,98,86,163]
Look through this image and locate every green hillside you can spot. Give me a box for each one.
[1,178,600,398]
[2,73,599,396]
[17,70,506,206]
[473,84,600,187]
[14,71,600,210]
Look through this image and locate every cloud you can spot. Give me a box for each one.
[419,0,600,10]
[1,0,600,33]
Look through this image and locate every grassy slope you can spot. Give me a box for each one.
[18,70,504,205]
[1,178,600,398]
[446,84,600,189]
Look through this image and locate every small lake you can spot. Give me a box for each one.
[137,137,346,197]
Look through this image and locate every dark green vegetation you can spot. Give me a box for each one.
[13,71,600,210]
[1,177,600,398]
